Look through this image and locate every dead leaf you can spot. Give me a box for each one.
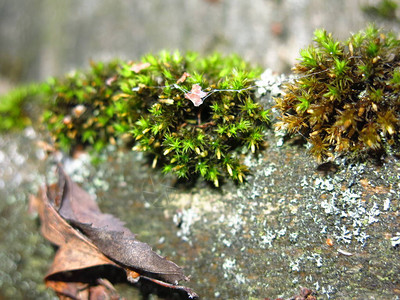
[54,168,127,232]
[46,279,121,300]
[54,167,186,284]
[32,165,198,299]
[31,189,120,299]
[70,222,187,285]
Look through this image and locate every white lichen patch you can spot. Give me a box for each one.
[334,225,352,244]
[289,232,299,243]
[314,177,335,192]
[222,257,247,285]
[168,190,227,242]
[172,208,198,243]
[383,198,391,211]
[263,163,277,177]
[289,257,302,272]
[226,212,245,235]
[260,229,277,248]
[307,253,323,268]
[391,232,400,247]
[63,153,92,183]
[255,69,287,98]
[168,190,226,214]
[312,168,390,247]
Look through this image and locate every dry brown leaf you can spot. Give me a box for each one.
[31,165,198,299]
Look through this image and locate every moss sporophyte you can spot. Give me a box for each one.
[275,25,400,162]
[42,51,270,186]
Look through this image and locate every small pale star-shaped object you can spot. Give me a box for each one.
[184,84,208,107]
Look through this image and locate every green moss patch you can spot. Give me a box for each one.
[43,51,269,186]
[275,25,400,161]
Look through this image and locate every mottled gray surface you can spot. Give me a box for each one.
[0,74,399,299]
[0,129,54,299]
[1,0,398,85]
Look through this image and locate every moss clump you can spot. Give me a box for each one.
[43,51,269,186]
[43,60,123,152]
[275,25,400,162]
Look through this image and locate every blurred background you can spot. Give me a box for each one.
[0,0,399,91]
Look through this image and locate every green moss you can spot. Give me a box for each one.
[275,24,400,162]
[43,60,123,152]
[43,51,269,186]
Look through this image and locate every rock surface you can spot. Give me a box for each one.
[0,96,399,299]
